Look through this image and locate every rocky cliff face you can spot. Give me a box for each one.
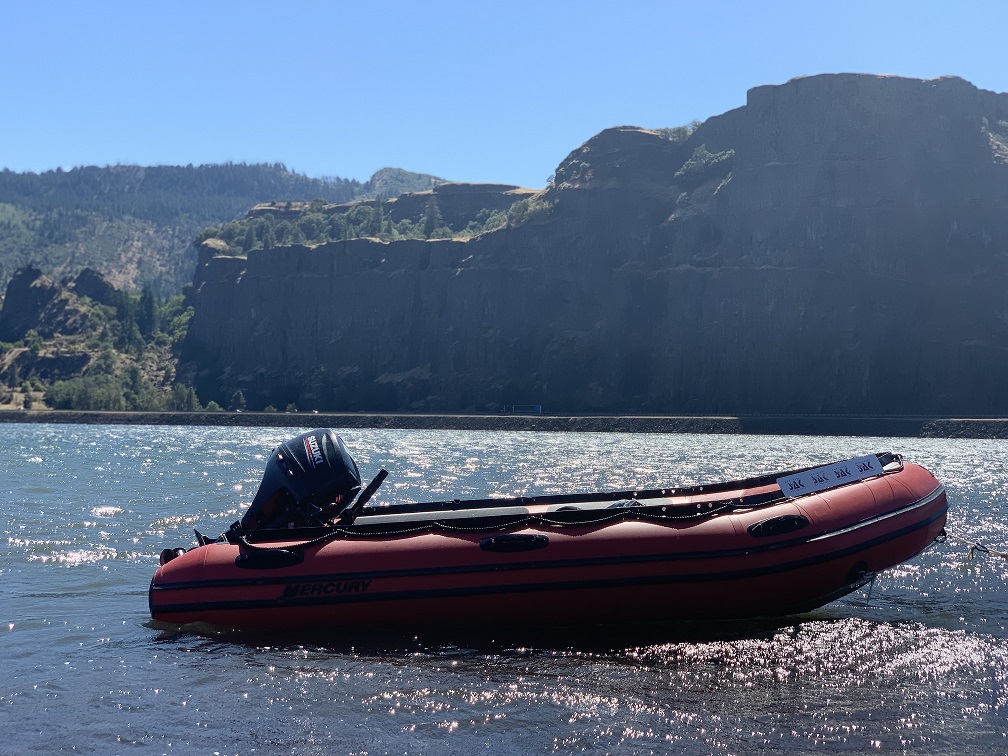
[182,74,1008,415]
[0,266,112,341]
[0,267,110,385]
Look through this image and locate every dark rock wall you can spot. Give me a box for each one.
[0,267,60,342]
[182,74,1008,415]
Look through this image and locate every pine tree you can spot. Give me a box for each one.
[137,286,157,337]
[422,196,444,238]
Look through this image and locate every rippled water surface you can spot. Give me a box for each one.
[2,425,1006,753]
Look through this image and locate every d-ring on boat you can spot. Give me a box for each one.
[149,430,948,631]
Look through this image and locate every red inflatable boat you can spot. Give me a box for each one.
[149,430,947,631]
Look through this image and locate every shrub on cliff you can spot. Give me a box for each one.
[507,197,553,227]
[673,144,735,189]
[657,120,702,143]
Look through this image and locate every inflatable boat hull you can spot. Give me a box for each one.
[149,455,947,630]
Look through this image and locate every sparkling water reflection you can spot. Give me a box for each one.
[2,424,1007,753]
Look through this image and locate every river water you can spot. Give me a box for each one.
[2,424,1006,754]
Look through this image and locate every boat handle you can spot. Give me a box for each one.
[479,534,549,552]
[747,514,810,538]
[234,548,305,569]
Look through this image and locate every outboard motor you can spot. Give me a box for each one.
[238,429,362,531]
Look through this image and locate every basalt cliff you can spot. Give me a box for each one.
[182,74,1008,415]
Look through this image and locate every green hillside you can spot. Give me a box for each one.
[0,163,445,296]
[0,266,196,412]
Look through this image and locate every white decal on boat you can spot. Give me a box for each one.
[777,455,882,498]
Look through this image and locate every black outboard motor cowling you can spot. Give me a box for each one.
[239,429,362,530]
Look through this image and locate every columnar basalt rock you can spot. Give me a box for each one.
[181,74,1008,415]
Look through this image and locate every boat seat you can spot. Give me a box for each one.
[353,505,530,527]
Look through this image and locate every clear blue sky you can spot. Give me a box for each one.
[4,1,1007,189]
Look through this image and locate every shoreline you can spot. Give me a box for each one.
[0,409,1006,438]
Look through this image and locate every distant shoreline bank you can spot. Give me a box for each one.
[0,410,1006,438]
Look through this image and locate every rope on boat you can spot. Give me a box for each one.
[939,529,1008,561]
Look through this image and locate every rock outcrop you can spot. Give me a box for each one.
[0,266,61,342]
[70,267,120,307]
[181,74,1008,415]
[0,267,115,386]
[248,182,534,232]
[0,267,120,342]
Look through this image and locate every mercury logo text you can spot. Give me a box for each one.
[281,579,372,599]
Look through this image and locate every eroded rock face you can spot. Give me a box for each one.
[71,268,119,308]
[0,266,118,343]
[0,267,61,341]
[182,74,1008,415]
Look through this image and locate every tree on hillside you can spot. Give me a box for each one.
[137,286,157,337]
[170,383,201,411]
[241,225,257,252]
[261,219,277,249]
[422,196,445,238]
